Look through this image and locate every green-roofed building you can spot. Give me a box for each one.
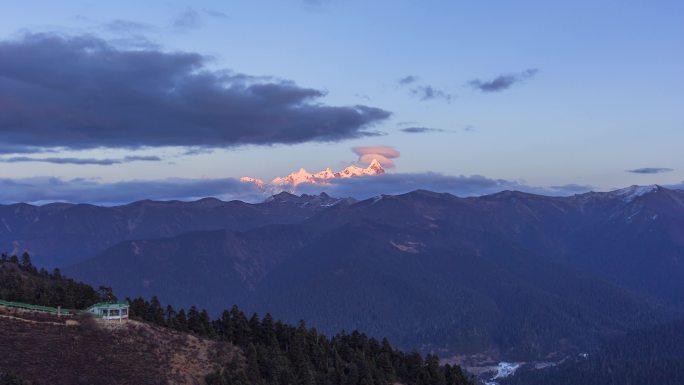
[87,302,129,321]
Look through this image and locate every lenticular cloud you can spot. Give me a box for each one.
[352,146,400,168]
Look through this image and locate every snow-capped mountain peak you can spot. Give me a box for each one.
[368,159,383,172]
[338,160,385,179]
[313,168,336,179]
[271,168,314,186]
[241,160,385,191]
[239,176,266,189]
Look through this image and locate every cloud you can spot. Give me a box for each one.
[173,8,202,30]
[0,155,161,166]
[400,127,446,134]
[352,146,400,168]
[469,68,538,92]
[123,155,161,162]
[0,176,263,205]
[204,10,229,19]
[297,172,591,199]
[0,34,389,152]
[666,181,684,190]
[410,85,452,102]
[0,145,56,155]
[0,173,597,205]
[626,167,674,174]
[397,75,452,102]
[547,184,595,194]
[398,75,417,85]
[1,157,118,166]
[103,19,154,33]
[182,147,215,156]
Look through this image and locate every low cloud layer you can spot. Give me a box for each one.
[666,181,684,190]
[8,172,684,207]
[0,155,161,166]
[298,173,593,199]
[352,146,400,168]
[0,33,389,153]
[0,176,263,205]
[627,167,673,174]
[0,173,595,205]
[469,68,538,92]
[547,184,595,194]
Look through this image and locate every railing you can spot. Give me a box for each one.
[0,299,80,316]
[0,299,132,320]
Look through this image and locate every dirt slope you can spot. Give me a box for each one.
[0,307,241,385]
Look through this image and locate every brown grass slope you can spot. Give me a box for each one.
[0,307,241,385]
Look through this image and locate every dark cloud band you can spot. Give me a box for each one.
[469,68,538,92]
[626,168,673,174]
[0,155,161,166]
[0,33,390,152]
[0,176,262,205]
[400,127,446,134]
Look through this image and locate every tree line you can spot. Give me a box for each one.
[503,320,684,385]
[129,295,473,385]
[1,254,473,385]
[0,253,112,309]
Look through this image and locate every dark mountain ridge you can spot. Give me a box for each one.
[0,192,352,267]
[50,185,684,361]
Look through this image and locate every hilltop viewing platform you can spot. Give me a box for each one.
[86,302,130,320]
[0,298,129,321]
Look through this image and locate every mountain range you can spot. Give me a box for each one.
[2,185,684,361]
[0,192,350,268]
[240,159,385,190]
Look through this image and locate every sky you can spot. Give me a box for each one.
[0,0,682,204]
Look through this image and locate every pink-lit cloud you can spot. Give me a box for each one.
[352,146,400,168]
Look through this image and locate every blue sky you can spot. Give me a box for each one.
[0,0,682,203]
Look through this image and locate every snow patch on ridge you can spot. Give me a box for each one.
[484,362,521,385]
[611,185,659,202]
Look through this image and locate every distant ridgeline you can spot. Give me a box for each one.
[0,254,473,385]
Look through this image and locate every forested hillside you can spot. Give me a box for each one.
[63,187,684,360]
[503,320,684,385]
[0,256,473,385]
[0,252,110,308]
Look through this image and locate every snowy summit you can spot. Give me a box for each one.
[241,159,385,190]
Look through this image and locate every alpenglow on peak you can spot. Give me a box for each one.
[240,159,385,190]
